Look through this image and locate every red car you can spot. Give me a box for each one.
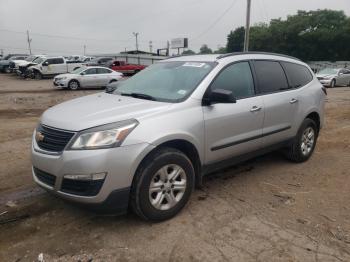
[110,61,146,75]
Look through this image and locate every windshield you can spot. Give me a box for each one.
[318,68,338,75]
[25,56,35,61]
[114,61,216,102]
[32,57,45,64]
[71,67,86,74]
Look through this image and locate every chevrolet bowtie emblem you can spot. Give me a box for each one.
[36,131,45,142]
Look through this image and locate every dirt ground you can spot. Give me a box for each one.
[0,73,349,262]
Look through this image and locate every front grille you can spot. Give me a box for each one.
[61,178,104,196]
[9,61,15,69]
[36,124,75,153]
[34,167,56,187]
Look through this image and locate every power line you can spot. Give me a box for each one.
[192,0,238,40]
[0,28,163,44]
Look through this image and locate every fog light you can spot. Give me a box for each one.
[64,172,107,181]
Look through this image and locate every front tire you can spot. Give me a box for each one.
[130,148,195,221]
[285,118,318,163]
[330,79,336,88]
[34,71,43,80]
[68,80,80,90]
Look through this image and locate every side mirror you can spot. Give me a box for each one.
[42,61,49,66]
[203,89,236,105]
[80,72,86,75]
[339,72,343,76]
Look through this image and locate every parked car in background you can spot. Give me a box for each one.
[10,55,46,75]
[316,68,350,87]
[0,55,28,73]
[0,53,27,61]
[32,52,325,221]
[27,56,82,79]
[110,60,146,75]
[85,57,114,67]
[53,66,123,90]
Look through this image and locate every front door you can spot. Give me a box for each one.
[203,61,264,164]
[80,68,98,87]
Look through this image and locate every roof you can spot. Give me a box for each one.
[163,52,302,63]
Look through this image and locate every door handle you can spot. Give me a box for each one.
[250,106,262,112]
[289,98,298,104]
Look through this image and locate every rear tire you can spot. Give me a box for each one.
[285,118,318,163]
[68,80,80,90]
[130,147,195,221]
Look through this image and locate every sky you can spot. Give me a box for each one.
[0,0,349,56]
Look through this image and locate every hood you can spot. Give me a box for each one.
[316,73,336,79]
[54,73,74,79]
[41,93,171,131]
[15,60,32,67]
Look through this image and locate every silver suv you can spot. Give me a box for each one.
[31,52,326,221]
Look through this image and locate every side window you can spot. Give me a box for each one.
[84,68,97,75]
[210,62,255,99]
[46,59,55,65]
[254,61,289,93]
[281,62,313,88]
[55,58,64,64]
[344,69,350,74]
[97,68,111,74]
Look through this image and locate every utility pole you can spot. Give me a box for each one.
[149,41,153,53]
[27,30,32,55]
[133,32,139,52]
[83,45,86,56]
[243,0,251,52]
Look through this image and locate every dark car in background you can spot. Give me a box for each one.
[84,57,114,67]
[0,54,28,73]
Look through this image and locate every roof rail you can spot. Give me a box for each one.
[217,51,301,61]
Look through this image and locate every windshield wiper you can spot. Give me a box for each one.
[121,92,157,101]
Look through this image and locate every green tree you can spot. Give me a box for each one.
[214,46,227,54]
[182,49,196,55]
[226,9,350,61]
[199,44,213,54]
[226,26,245,52]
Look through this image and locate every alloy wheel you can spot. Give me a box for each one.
[149,164,187,211]
[301,127,315,156]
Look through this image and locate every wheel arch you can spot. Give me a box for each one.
[133,138,203,188]
[305,111,320,131]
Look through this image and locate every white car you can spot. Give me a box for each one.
[53,66,123,90]
[316,68,350,88]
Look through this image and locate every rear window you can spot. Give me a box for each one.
[254,61,289,94]
[281,62,313,88]
[97,68,111,74]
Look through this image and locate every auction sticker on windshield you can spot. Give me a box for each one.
[182,62,206,67]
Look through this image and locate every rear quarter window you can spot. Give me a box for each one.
[281,62,313,88]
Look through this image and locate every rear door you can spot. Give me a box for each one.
[203,61,264,164]
[96,68,113,86]
[253,60,310,147]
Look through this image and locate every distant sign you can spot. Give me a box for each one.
[171,38,188,49]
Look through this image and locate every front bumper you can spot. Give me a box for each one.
[319,79,332,86]
[53,79,69,88]
[31,135,155,209]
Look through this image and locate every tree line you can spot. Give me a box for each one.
[184,10,350,61]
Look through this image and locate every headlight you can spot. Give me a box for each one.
[68,119,138,150]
